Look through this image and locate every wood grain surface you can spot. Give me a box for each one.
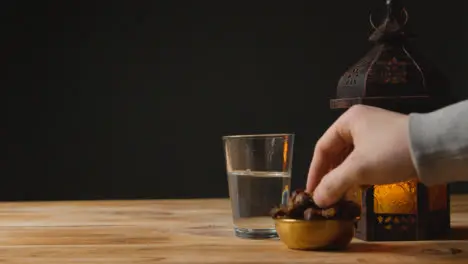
[0,195,467,263]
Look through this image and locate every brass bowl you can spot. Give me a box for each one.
[274,218,355,251]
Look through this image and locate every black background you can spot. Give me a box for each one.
[5,0,468,201]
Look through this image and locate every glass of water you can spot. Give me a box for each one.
[222,133,294,239]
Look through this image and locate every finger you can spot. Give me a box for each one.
[306,119,353,193]
[306,144,331,193]
[312,151,364,208]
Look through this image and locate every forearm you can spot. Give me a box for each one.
[408,99,468,185]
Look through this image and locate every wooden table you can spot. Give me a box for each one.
[0,196,467,263]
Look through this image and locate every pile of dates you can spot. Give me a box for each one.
[271,189,361,221]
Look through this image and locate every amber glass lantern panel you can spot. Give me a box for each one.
[373,180,417,214]
[349,182,450,241]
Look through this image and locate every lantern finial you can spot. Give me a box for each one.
[369,0,409,43]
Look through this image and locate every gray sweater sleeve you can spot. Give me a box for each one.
[408,99,468,186]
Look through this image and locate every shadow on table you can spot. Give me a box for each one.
[348,243,465,255]
[449,226,468,240]
[343,227,468,259]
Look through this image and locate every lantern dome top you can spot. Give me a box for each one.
[330,0,450,113]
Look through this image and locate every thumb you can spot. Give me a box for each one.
[312,151,364,208]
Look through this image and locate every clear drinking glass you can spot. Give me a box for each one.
[222,133,294,239]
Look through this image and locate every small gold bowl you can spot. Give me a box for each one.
[274,218,355,251]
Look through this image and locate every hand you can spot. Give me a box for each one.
[306,104,418,208]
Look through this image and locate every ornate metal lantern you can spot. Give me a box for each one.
[331,0,452,241]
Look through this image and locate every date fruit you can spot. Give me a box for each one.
[271,189,360,221]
